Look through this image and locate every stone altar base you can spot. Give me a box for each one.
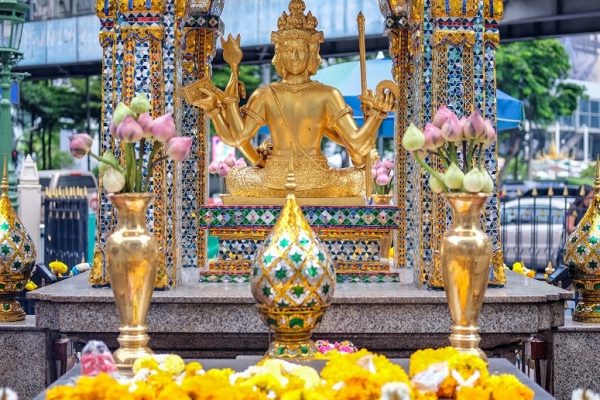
[29,270,568,361]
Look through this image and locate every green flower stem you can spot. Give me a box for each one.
[448,143,459,165]
[436,149,451,167]
[462,140,468,173]
[478,144,484,170]
[144,141,163,192]
[89,152,123,173]
[125,144,137,193]
[414,152,448,191]
[466,140,476,170]
[136,138,146,192]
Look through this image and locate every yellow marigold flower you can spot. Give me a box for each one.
[409,347,458,376]
[512,261,524,274]
[133,355,160,373]
[49,260,68,275]
[485,374,534,400]
[525,269,535,278]
[184,361,203,377]
[161,354,185,375]
[25,279,38,291]
[457,385,491,400]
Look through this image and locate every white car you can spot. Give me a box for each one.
[501,197,575,270]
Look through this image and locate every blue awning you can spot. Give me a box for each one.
[496,89,524,132]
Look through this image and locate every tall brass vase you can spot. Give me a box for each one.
[441,193,491,360]
[106,193,157,375]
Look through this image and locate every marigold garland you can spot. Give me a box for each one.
[45,348,535,400]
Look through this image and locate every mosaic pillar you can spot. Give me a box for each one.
[381,0,505,287]
[178,2,223,272]
[90,0,186,289]
[378,1,423,273]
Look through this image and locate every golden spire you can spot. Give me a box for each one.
[1,155,8,194]
[272,0,323,43]
[594,155,600,190]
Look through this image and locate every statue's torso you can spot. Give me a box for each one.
[261,81,333,157]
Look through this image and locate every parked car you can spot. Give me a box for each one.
[501,197,575,270]
[39,170,99,212]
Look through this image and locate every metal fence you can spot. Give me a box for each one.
[44,188,88,268]
[500,186,589,271]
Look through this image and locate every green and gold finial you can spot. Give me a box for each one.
[594,155,600,190]
[1,155,8,193]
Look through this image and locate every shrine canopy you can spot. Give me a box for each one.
[313,58,524,136]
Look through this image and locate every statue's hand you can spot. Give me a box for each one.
[192,88,220,112]
[221,34,243,68]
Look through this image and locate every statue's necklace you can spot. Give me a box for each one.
[273,81,321,94]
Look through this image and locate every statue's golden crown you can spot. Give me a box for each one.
[272,0,324,43]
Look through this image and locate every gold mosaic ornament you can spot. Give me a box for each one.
[0,157,36,322]
[251,164,335,359]
[564,158,600,322]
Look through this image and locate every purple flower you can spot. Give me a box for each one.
[137,112,154,139]
[423,123,444,150]
[376,174,391,186]
[433,106,455,128]
[464,111,485,140]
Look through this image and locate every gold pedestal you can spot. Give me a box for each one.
[0,293,25,322]
[573,284,600,323]
[221,194,366,207]
[113,325,153,372]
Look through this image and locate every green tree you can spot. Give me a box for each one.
[212,65,262,104]
[496,39,585,182]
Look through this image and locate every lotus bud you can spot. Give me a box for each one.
[441,114,461,142]
[402,123,425,151]
[224,154,236,167]
[165,136,193,162]
[219,163,230,177]
[103,167,126,193]
[116,116,144,143]
[464,111,485,140]
[463,168,485,193]
[130,93,151,114]
[482,169,494,193]
[151,113,176,143]
[376,173,391,186]
[429,175,445,194]
[383,159,395,169]
[376,167,387,176]
[433,106,454,128]
[208,160,220,174]
[98,151,119,176]
[234,157,248,168]
[483,119,497,145]
[423,123,444,150]
[69,133,93,159]
[113,102,135,126]
[137,112,154,138]
[371,167,378,176]
[443,163,464,190]
[455,116,468,139]
[373,159,383,169]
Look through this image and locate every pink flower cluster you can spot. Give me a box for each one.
[372,159,395,187]
[208,154,247,177]
[315,340,357,354]
[420,106,497,151]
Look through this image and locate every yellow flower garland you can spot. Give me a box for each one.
[46,349,535,400]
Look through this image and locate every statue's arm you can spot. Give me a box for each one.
[327,89,385,166]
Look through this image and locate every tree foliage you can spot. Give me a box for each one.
[18,77,102,169]
[496,39,585,126]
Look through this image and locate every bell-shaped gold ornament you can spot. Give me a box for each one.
[251,163,335,359]
[0,157,36,321]
[564,158,600,322]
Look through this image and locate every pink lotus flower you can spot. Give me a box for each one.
[463,111,485,140]
[224,154,236,167]
[116,116,144,143]
[151,113,176,143]
[383,159,395,169]
[234,157,247,168]
[165,136,193,161]
[371,167,378,176]
[69,133,94,159]
[137,112,154,138]
[483,119,497,144]
[376,167,387,177]
[373,160,383,170]
[219,163,230,177]
[376,174,391,186]
[423,123,444,150]
[433,106,455,128]
[208,160,220,174]
[441,114,462,142]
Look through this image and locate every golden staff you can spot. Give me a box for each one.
[357,12,373,201]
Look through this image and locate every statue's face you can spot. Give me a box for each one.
[280,39,310,76]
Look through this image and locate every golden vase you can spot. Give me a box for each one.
[564,159,600,322]
[441,193,492,360]
[106,193,157,375]
[0,158,36,322]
